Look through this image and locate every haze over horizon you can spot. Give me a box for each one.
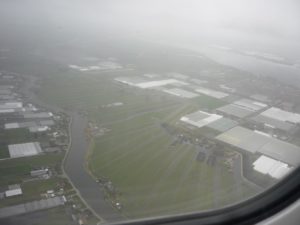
[1,0,300,59]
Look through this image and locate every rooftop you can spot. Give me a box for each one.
[163,88,199,98]
[215,126,300,166]
[253,155,293,179]
[181,110,223,128]
[195,87,229,99]
[206,117,238,132]
[217,99,268,118]
[8,142,42,158]
[260,107,300,124]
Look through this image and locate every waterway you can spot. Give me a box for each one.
[21,75,124,223]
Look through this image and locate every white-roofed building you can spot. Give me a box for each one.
[180,110,223,128]
[8,142,42,158]
[29,126,49,133]
[5,185,23,198]
[253,155,293,179]
[4,123,20,129]
[0,109,15,114]
[163,88,199,98]
[260,107,300,124]
[0,102,23,109]
[195,87,229,99]
[136,79,188,89]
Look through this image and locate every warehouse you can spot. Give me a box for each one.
[115,77,187,89]
[23,112,53,119]
[0,101,23,109]
[114,77,147,86]
[135,79,187,89]
[253,155,293,179]
[206,117,238,132]
[217,99,268,119]
[163,88,199,98]
[5,121,37,129]
[251,114,296,133]
[215,126,300,166]
[195,87,229,99]
[260,107,300,124]
[8,142,42,158]
[29,126,49,133]
[5,184,23,198]
[5,120,54,131]
[217,104,254,119]
[0,109,15,114]
[180,110,223,128]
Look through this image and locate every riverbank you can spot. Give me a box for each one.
[21,74,124,223]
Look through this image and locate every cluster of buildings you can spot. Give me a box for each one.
[114,72,232,101]
[0,72,67,160]
[179,97,300,180]
[0,71,69,217]
[114,71,300,182]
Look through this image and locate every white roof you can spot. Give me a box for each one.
[180,110,223,128]
[0,102,23,109]
[261,107,300,124]
[136,79,187,89]
[253,155,293,179]
[163,88,199,98]
[5,188,23,197]
[5,123,20,129]
[195,87,229,99]
[29,126,49,133]
[0,109,15,114]
[8,142,42,158]
[233,99,267,111]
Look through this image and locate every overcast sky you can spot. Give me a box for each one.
[1,0,300,53]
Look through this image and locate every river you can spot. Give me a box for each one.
[20,75,124,223]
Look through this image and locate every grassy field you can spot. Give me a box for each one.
[0,153,64,186]
[0,177,70,207]
[38,70,255,218]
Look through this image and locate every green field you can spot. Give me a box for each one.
[0,153,64,186]
[0,177,70,207]
[38,70,255,218]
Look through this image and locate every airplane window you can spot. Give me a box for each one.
[0,0,299,225]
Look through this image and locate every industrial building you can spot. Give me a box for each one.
[4,120,54,133]
[217,99,268,119]
[250,107,300,134]
[180,110,223,128]
[253,155,293,179]
[0,101,23,109]
[0,196,65,218]
[215,126,300,166]
[23,112,53,119]
[260,107,300,124]
[115,77,188,89]
[163,88,199,98]
[206,117,238,132]
[29,126,49,133]
[5,184,23,198]
[195,87,229,99]
[8,142,42,158]
[251,114,297,133]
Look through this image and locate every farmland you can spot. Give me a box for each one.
[37,69,256,219]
